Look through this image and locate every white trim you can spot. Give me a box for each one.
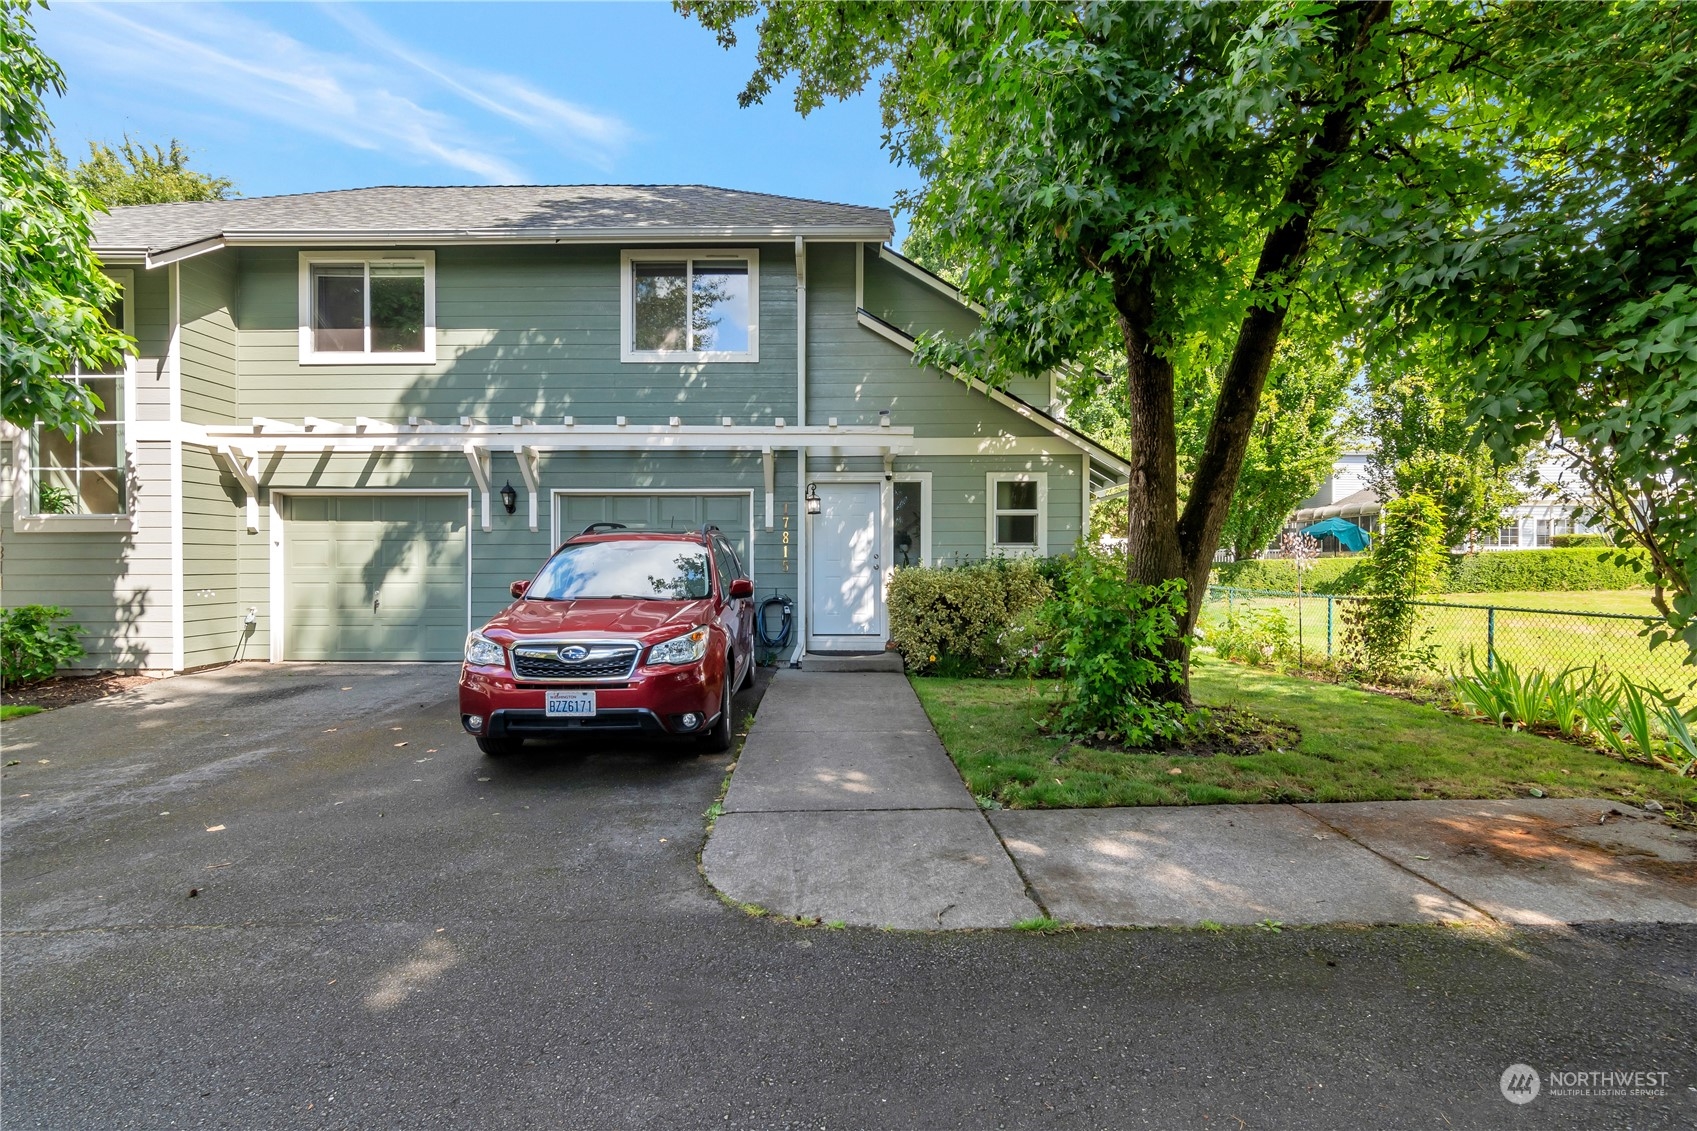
[876,245,985,315]
[619,248,760,364]
[297,251,437,366]
[12,513,137,534]
[95,223,895,266]
[986,471,1047,558]
[269,489,476,663]
[856,243,866,310]
[854,309,1130,476]
[1080,453,1091,542]
[890,470,933,568]
[547,488,758,581]
[804,475,887,652]
[906,437,1098,458]
[197,418,912,457]
[792,448,807,666]
[169,263,185,672]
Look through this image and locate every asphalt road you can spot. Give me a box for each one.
[2,664,1693,1130]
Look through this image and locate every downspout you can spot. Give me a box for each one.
[790,236,809,666]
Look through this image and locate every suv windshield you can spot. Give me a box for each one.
[528,541,711,601]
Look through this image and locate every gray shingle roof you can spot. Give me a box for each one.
[91,185,894,256]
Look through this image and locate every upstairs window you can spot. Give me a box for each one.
[298,252,435,364]
[30,272,131,519]
[621,250,759,363]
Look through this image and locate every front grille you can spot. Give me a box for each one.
[511,642,639,682]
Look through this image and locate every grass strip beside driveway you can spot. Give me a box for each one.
[911,658,1697,811]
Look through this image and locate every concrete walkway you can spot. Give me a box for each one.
[702,670,1041,929]
[703,671,1697,930]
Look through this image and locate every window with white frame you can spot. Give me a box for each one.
[298,252,435,363]
[621,250,758,362]
[893,477,931,567]
[31,273,131,517]
[987,473,1046,557]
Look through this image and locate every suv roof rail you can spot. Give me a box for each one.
[580,522,629,535]
[696,523,721,543]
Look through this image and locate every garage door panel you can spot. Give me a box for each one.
[284,495,467,661]
[555,493,751,571]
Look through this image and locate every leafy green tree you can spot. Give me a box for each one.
[1,0,130,432]
[680,0,1508,700]
[1359,1,1696,655]
[1358,339,1525,549]
[65,136,235,207]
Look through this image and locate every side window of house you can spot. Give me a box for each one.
[621,251,759,363]
[34,277,130,516]
[988,474,1045,557]
[893,481,923,567]
[300,253,435,363]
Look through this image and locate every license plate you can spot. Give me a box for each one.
[545,690,596,718]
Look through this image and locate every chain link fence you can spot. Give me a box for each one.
[1202,586,1695,704]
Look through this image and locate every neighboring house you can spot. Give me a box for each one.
[1,185,1128,671]
[1280,450,1604,555]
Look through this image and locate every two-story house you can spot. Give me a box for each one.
[2,185,1127,671]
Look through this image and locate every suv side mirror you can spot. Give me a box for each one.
[510,580,529,599]
[729,578,754,600]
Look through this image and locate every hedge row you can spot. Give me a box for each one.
[1214,547,1651,595]
[1211,557,1371,594]
[1446,547,1649,592]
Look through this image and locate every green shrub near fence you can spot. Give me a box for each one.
[887,558,1053,676]
[1448,547,1649,592]
[1550,534,1612,549]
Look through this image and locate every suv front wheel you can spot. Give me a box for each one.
[698,670,734,753]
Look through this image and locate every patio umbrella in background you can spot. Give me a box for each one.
[1300,517,1372,552]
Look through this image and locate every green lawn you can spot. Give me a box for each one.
[910,658,1697,810]
[1199,588,1690,701]
[0,705,43,721]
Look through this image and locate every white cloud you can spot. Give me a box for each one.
[321,4,630,170]
[43,3,628,183]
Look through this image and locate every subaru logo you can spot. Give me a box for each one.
[558,645,590,663]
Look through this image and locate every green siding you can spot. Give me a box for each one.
[234,245,800,426]
[182,448,241,669]
[0,439,174,670]
[180,252,238,424]
[805,244,1051,439]
[905,453,1084,565]
[860,249,1052,409]
[129,266,174,422]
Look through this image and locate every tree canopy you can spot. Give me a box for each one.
[1,0,129,433]
[682,0,1499,696]
[63,136,236,207]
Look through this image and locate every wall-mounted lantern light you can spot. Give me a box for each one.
[805,482,821,516]
[500,481,518,515]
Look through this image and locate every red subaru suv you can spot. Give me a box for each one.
[459,524,756,757]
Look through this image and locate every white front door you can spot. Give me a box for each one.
[809,481,882,646]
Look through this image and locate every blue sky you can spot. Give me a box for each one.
[36,1,918,240]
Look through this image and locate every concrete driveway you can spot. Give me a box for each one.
[3,663,1694,1129]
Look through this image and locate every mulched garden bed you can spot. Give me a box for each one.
[2,672,160,712]
[1072,704,1303,759]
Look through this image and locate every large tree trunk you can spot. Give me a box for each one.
[1116,0,1395,703]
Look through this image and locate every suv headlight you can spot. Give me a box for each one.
[648,626,709,666]
[464,632,505,667]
